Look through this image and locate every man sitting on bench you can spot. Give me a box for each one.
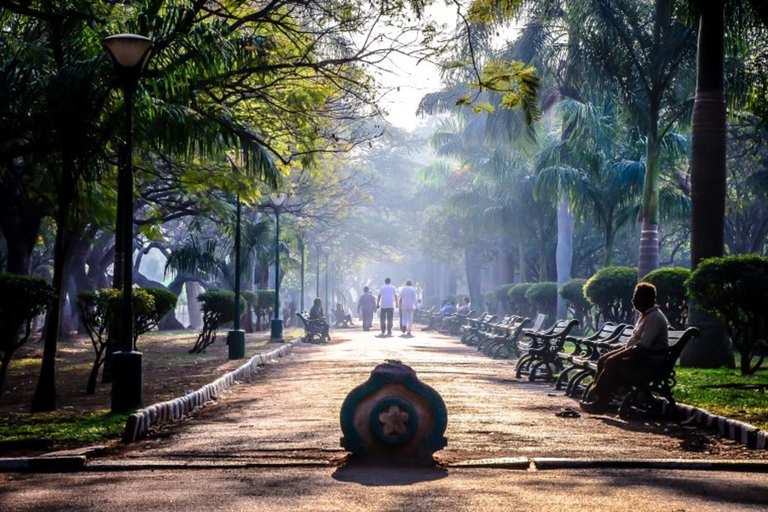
[580,282,669,414]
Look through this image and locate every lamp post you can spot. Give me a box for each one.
[226,192,245,359]
[315,244,321,300]
[322,245,331,310]
[299,236,305,313]
[104,34,152,413]
[269,193,288,342]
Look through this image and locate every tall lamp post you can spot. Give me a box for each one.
[104,34,153,413]
[226,192,245,359]
[315,244,321,300]
[322,245,331,310]
[269,193,288,342]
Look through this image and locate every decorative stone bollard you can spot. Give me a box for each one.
[340,360,447,464]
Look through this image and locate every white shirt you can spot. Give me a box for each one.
[378,284,398,309]
[627,306,669,352]
[399,286,418,309]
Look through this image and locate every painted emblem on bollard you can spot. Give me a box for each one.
[340,360,447,463]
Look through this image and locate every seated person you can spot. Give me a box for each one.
[457,298,471,316]
[580,283,669,414]
[334,303,354,327]
[308,298,331,341]
[425,300,458,331]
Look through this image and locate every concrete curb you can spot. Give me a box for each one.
[0,456,86,473]
[677,403,767,451]
[531,457,768,472]
[122,339,303,443]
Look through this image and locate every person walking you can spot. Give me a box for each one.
[357,286,376,331]
[376,277,398,337]
[398,280,418,337]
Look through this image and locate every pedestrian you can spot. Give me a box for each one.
[357,286,376,331]
[376,277,398,337]
[398,280,418,337]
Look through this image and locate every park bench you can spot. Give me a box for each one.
[460,312,497,346]
[296,312,329,344]
[562,324,635,398]
[554,322,625,392]
[479,316,533,359]
[579,327,700,419]
[440,309,476,335]
[475,315,519,354]
[414,306,435,324]
[514,318,580,382]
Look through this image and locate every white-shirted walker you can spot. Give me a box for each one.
[399,281,418,337]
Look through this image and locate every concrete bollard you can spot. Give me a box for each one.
[340,360,447,465]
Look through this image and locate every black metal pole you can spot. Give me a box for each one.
[324,253,329,310]
[299,236,305,312]
[233,195,242,330]
[270,207,283,342]
[316,245,320,299]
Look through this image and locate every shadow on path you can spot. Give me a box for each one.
[332,461,448,486]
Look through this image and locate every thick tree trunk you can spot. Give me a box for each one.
[0,212,43,276]
[637,129,661,280]
[31,166,76,412]
[518,241,527,283]
[682,1,734,368]
[186,281,203,330]
[555,197,573,319]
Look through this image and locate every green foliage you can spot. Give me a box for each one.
[488,284,514,312]
[135,288,178,342]
[583,267,637,324]
[642,267,691,329]
[192,290,245,353]
[687,255,768,375]
[0,411,130,444]
[559,278,594,331]
[0,274,55,395]
[525,282,557,318]
[507,283,533,317]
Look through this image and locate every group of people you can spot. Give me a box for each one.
[306,277,423,340]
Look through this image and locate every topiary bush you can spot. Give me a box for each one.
[78,287,175,394]
[583,266,637,325]
[526,282,557,319]
[559,278,595,332]
[687,255,768,375]
[642,267,691,329]
[489,284,514,313]
[0,274,55,398]
[192,290,245,353]
[507,283,534,318]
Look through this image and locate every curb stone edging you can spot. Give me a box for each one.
[0,456,86,473]
[676,403,767,450]
[122,339,303,443]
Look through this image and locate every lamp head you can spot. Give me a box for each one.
[104,34,153,85]
[268,192,288,208]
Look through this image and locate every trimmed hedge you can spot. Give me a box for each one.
[0,274,55,397]
[583,266,637,324]
[642,267,690,329]
[559,278,594,331]
[687,255,768,375]
[526,282,557,318]
[508,283,534,318]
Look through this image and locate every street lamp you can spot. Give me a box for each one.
[322,245,331,311]
[269,192,288,342]
[315,244,321,301]
[104,34,153,413]
[226,193,245,359]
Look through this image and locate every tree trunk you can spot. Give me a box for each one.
[0,211,43,276]
[518,241,527,283]
[637,127,661,280]
[31,165,76,412]
[555,197,574,319]
[681,0,734,368]
[186,281,203,330]
[464,245,482,310]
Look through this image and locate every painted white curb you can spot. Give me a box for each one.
[677,403,767,450]
[123,339,303,442]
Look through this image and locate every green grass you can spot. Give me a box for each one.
[674,367,768,431]
[0,410,130,444]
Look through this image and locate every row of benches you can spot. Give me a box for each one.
[421,309,699,419]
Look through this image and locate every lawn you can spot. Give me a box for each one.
[0,326,303,453]
[674,366,768,431]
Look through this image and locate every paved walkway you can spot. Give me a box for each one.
[3,327,768,511]
[114,327,762,464]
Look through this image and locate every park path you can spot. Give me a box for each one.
[112,326,762,465]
